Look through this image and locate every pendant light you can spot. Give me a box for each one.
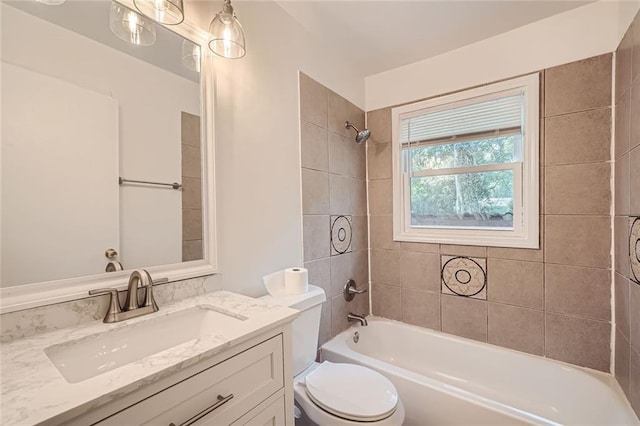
[109,2,156,46]
[208,0,246,59]
[181,40,201,73]
[133,0,184,26]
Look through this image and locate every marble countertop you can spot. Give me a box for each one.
[0,291,299,425]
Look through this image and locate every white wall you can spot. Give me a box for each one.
[1,5,200,276]
[185,1,365,296]
[365,0,640,111]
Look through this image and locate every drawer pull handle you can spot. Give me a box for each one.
[170,393,234,426]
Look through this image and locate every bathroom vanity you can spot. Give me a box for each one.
[0,292,298,425]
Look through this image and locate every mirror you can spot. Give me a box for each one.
[0,0,217,312]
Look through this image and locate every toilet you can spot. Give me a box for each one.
[261,285,405,426]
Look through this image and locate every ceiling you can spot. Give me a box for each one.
[276,0,594,75]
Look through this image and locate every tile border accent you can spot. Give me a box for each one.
[331,215,352,256]
[441,256,487,300]
[631,217,640,285]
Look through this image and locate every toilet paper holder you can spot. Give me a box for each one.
[343,279,367,301]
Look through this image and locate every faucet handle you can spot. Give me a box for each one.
[142,281,159,311]
[88,288,122,323]
[343,279,368,301]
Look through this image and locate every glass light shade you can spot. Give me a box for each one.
[109,2,156,47]
[208,1,245,59]
[35,0,66,5]
[133,0,184,25]
[181,40,201,73]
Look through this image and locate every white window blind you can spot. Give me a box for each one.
[400,94,523,145]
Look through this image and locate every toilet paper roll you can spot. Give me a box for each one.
[284,267,309,295]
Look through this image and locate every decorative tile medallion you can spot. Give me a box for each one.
[330,215,352,256]
[630,217,640,285]
[441,256,487,300]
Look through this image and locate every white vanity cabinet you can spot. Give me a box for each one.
[66,327,293,426]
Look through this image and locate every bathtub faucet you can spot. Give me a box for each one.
[347,312,368,326]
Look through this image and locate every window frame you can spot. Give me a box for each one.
[391,73,540,249]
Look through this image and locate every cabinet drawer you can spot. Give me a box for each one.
[97,334,283,426]
[231,396,285,426]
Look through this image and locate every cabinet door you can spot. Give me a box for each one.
[97,335,283,426]
[229,396,285,426]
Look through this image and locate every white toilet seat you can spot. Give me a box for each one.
[304,361,398,422]
[293,362,405,426]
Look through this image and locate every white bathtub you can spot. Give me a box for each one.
[321,317,639,426]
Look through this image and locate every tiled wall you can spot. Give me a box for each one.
[614,12,640,415]
[181,112,203,261]
[299,73,369,348]
[366,54,613,372]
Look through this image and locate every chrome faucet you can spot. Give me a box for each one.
[347,312,368,327]
[89,269,159,323]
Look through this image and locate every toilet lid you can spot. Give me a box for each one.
[304,361,398,422]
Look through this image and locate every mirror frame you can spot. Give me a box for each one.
[0,1,218,314]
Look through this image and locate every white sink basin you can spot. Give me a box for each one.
[44,305,248,383]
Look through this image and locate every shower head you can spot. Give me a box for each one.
[345,121,371,144]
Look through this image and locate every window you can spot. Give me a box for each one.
[391,74,539,248]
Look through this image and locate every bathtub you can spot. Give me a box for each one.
[321,317,639,426]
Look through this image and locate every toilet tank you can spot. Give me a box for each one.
[261,285,326,376]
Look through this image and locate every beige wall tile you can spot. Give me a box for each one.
[545,215,611,268]
[616,91,631,159]
[617,27,634,102]
[181,144,201,179]
[367,142,393,180]
[182,177,201,210]
[630,346,640,414]
[351,216,368,252]
[302,169,329,215]
[182,240,202,261]
[615,329,631,396]
[369,215,400,250]
[631,147,640,215]
[351,250,369,290]
[402,289,440,330]
[616,273,631,338]
[182,209,202,241]
[631,283,640,350]
[441,295,488,342]
[616,154,630,216]
[329,174,351,215]
[631,82,640,150]
[368,179,393,215]
[487,259,543,309]
[371,249,400,286]
[351,142,366,179]
[303,215,330,261]
[328,89,352,138]
[544,108,611,166]
[351,179,367,216]
[633,17,640,84]
[330,253,353,298]
[300,73,327,128]
[440,244,487,258]
[615,216,631,277]
[399,251,441,293]
[181,111,200,147]
[488,303,544,356]
[545,313,610,371]
[545,264,611,321]
[328,131,352,176]
[545,163,611,215]
[331,295,350,336]
[305,258,331,296]
[367,108,392,143]
[400,241,439,253]
[301,121,328,172]
[487,246,543,262]
[545,54,612,117]
[371,283,402,320]
[318,301,332,346]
